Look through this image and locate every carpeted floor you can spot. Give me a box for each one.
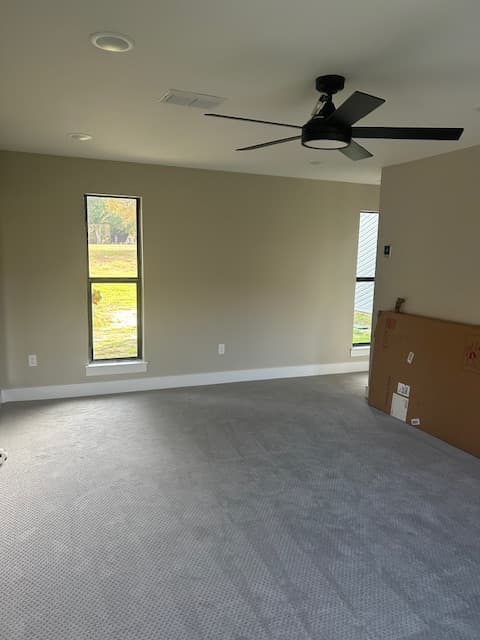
[1,373,480,640]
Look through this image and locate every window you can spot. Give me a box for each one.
[352,211,379,346]
[85,195,142,361]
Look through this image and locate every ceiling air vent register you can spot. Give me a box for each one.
[159,90,226,109]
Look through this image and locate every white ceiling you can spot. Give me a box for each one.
[2,0,480,184]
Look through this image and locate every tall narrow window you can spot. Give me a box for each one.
[85,195,142,361]
[352,211,379,346]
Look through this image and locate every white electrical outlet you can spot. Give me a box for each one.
[218,343,225,355]
[28,354,37,367]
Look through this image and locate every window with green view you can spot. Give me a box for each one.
[352,211,379,346]
[85,195,142,361]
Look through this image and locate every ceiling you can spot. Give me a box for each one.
[2,0,480,184]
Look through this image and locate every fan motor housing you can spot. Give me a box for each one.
[302,118,351,150]
[315,74,345,95]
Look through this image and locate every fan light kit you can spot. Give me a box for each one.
[90,32,134,52]
[68,133,92,142]
[206,74,464,160]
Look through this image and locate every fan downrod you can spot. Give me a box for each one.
[315,74,345,96]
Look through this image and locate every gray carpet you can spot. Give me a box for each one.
[1,373,480,640]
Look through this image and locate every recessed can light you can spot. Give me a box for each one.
[68,132,93,142]
[90,32,134,52]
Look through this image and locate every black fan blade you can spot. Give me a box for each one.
[237,136,301,151]
[339,140,373,161]
[328,91,385,126]
[205,113,301,130]
[352,126,463,140]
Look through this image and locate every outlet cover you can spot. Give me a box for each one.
[28,354,37,367]
[218,343,225,355]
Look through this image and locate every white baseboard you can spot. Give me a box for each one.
[1,360,369,403]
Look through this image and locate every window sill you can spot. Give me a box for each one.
[85,360,148,377]
[350,346,370,358]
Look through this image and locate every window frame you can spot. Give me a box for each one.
[85,194,143,363]
[352,210,379,348]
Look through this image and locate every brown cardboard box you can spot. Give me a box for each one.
[368,311,480,458]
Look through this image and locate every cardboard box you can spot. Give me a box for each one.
[368,311,480,458]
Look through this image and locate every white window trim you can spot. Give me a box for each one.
[86,360,148,377]
[350,346,370,358]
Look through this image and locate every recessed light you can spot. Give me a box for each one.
[68,132,93,142]
[90,32,134,53]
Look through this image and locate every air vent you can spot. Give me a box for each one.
[159,89,226,109]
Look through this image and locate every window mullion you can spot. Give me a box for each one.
[89,277,139,283]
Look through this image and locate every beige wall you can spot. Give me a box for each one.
[0,206,6,389]
[375,145,480,325]
[0,151,379,389]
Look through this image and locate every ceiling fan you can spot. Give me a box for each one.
[205,75,464,160]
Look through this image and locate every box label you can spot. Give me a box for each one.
[464,335,480,374]
[382,317,398,350]
[390,393,409,422]
[397,382,410,398]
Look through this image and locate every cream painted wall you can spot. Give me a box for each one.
[0,151,379,389]
[0,212,6,389]
[375,145,480,324]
